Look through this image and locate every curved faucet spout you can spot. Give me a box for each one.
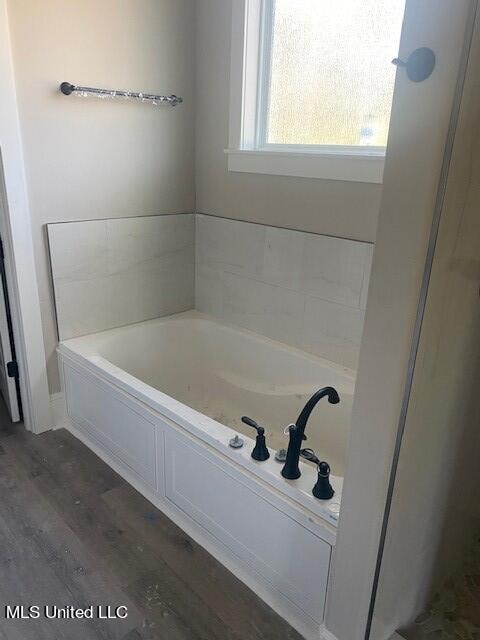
[281,386,340,480]
[295,386,340,436]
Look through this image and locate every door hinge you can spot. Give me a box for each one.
[7,360,18,379]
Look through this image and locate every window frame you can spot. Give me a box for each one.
[226,0,388,183]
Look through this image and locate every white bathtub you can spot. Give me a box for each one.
[58,311,356,637]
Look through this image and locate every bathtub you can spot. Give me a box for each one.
[57,310,355,637]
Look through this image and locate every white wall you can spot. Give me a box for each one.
[6,0,195,392]
[371,7,480,636]
[0,0,52,432]
[194,0,382,243]
[325,2,474,639]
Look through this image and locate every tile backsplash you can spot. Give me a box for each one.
[195,214,373,369]
[48,214,195,340]
[48,212,373,369]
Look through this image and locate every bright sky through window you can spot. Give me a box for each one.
[265,0,406,147]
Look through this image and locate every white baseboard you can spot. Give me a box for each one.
[50,392,66,429]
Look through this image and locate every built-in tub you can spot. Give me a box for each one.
[61,310,354,475]
[57,311,356,637]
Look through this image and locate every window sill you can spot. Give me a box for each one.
[225,148,385,184]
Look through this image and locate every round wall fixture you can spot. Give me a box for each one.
[392,47,436,83]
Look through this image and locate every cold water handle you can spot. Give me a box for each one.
[300,449,335,500]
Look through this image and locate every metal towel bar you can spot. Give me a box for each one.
[60,82,183,107]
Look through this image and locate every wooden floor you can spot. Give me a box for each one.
[0,402,302,640]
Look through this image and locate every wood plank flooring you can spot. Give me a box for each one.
[0,403,302,640]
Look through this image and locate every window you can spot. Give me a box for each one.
[227,0,406,182]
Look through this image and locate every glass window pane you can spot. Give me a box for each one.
[266,0,405,147]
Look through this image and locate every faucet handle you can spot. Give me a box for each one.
[300,448,320,465]
[313,461,335,500]
[301,448,335,500]
[241,416,270,461]
[242,416,264,435]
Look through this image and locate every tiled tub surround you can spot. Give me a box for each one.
[195,214,373,369]
[48,213,372,368]
[48,214,195,340]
